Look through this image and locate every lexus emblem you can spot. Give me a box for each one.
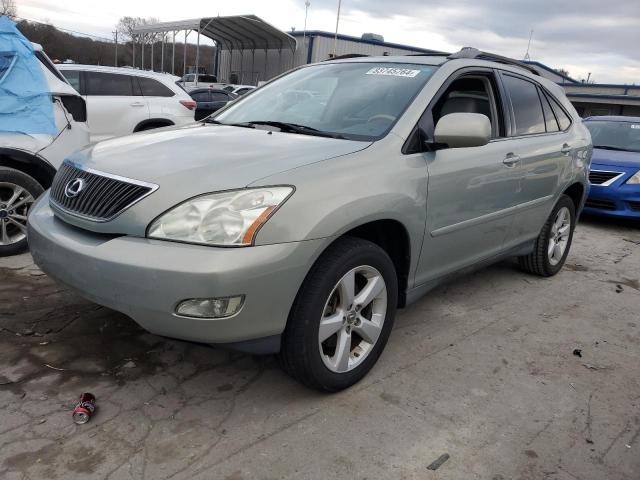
[64,178,86,198]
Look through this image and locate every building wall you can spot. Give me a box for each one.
[309,35,427,62]
[217,48,299,84]
[216,33,432,85]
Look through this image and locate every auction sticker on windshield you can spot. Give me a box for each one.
[366,67,421,78]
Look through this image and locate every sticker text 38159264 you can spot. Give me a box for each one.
[366,67,421,78]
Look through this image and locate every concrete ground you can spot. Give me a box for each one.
[0,217,639,480]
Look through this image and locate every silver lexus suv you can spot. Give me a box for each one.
[28,49,592,391]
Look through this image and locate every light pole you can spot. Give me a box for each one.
[303,0,310,46]
[333,0,341,58]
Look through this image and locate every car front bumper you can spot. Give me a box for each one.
[584,164,640,219]
[28,194,326,349]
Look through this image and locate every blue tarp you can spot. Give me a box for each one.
[0,16,57,135]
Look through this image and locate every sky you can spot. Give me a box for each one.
[15,0,640,84]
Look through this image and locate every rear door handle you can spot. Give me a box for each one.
[503,153,520,167]
[130,102,145,107]
[561,143,571,155]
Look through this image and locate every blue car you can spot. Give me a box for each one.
[583,116,640,219]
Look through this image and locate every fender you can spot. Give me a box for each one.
[0,148,57,188]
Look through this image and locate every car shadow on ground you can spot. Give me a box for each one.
[0,252,524,402]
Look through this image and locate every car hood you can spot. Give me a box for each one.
[59,123,371,235]
[591,148,640,168]
[71,123,370,189]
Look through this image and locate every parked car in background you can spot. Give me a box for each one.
[223,84,256,96]
[0,30,89,256]
[179,73,220,90]
[58,65,196,142]
[29,50,591,391]
[583,116,640,219]
[190,88,237,120]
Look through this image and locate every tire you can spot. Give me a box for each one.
[519,194,576,277]
[0,167,44,257]
[278,236,398,392]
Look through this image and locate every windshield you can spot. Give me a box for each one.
[215,62,437,141]
[585,120,640,153]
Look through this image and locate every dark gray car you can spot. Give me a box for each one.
[28,49,592,391]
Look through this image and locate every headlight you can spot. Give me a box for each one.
[626,170,640,185]
[147,187,293,246]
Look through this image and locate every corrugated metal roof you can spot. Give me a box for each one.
[132,15,297,51]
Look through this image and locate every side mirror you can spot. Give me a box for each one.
[434,113,491,148]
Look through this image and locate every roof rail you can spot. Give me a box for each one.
[405,52,451,57]
[448,47,540,76]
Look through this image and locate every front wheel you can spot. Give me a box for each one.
[519,194,576,276]
[0,167,43,257]
[278,237,398,392]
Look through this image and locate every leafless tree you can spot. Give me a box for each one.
[1,0,17,19]
[116,16,159,41]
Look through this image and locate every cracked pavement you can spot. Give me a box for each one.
[1,217,639,479]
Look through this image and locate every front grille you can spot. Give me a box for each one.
[585,198,616,211]
[628,201,640,212]
[50,161,157,222]
[589,170,622,185]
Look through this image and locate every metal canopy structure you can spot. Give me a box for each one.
[130,15,297,83]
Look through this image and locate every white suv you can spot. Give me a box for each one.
[58,65,196,142]
[0,42,89,256]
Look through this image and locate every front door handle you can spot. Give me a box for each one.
[561,143,571,155]
[130,102,145,107]
[503,153,521,167]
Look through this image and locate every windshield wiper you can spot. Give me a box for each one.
[203,118,255,129]
[238,121,346,139]
[593,145,633,152]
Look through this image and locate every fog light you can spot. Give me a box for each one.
[176,295,245,318]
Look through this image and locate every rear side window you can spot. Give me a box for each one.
[85,72,134,96]
[138,77,175,97]
[191,91,210,102]
[538,88,559,133]
[502,74,545,136]
[61,70,81,93]
[211,92,229,102]
[546,93,571,131]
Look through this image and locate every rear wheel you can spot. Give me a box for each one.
[278,237,398,392]
[519,194,575,276]
[0,167,43,257]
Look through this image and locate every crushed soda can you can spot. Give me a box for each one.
[72,393,96,424]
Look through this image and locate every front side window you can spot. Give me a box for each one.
[85,72,133,96]
[502,74,545,136]
[138,77,174,97]
[216,62,437,141]
[431,74,503,139]
[585,120,640,153]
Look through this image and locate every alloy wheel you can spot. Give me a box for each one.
[548,206,571,266]
[318,265,388,373]
[0,182,34,246]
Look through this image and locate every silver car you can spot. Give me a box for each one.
[28,49,592,391]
